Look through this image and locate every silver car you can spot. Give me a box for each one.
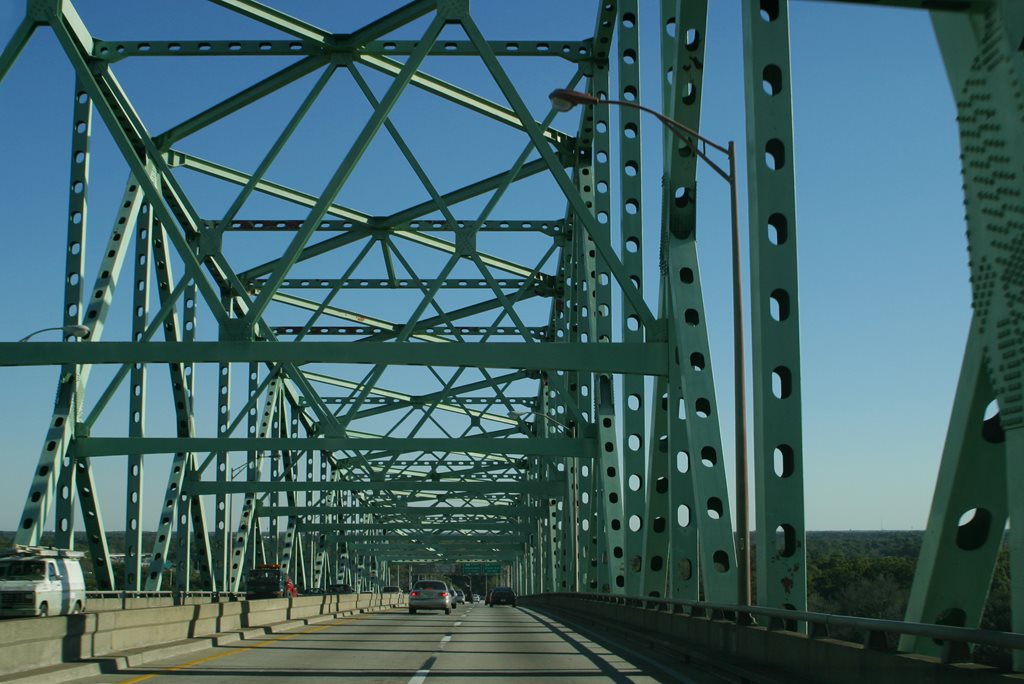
[408,579,452,615]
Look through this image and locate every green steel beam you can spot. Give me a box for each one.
[93,39,313,61]
[742,0,806,613]
[296,522,532,533]
[616,0,647,597]
[302,370,520,426]
[375,553,517,560]
[169,152,371,225]
[382,159,558,227]
[191,480,561,495]
[358,288,546,342]
[0,342,667,374]
[391,227,545,281]
[206,0,331,42]
[264,291,450,344]
[360,40,592,59]
[156,56,327,148]
[252,278,545,289]
[274,326,548,339]
[323,396,534,407]
[901,321,1008,655]
[144,221,207,590]
[77,436,592,458]
[73,458,116,590]
[124,203,151,591]
[227,377,280,591]
[909,5,1024,669]
[342,0,438,48]
[638,0,708,602]
[355,53,571,148]
[53,75,91,555]
[259,505,545,516]
[576,5,618,593]
[0,18,38,86]
[226,219,563,236]
[324,535,527,544]
[345,539,522,548]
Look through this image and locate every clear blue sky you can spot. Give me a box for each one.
[0,1,969,533]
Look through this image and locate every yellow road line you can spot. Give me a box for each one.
[117,612,378,683]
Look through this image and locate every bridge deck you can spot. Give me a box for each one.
[62,604,703,684]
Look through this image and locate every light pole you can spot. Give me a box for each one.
[18,324,90,342]
[549,88,751,606]
[508,409,580,593]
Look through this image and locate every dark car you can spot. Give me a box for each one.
[245,564,298,599]
[327,583,354,594]
[488,586,516,607]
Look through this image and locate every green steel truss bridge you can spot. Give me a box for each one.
[0,0,1022,668]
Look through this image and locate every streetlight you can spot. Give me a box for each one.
[549,88,751,606]
[508,409,580,593]
[18,324,90,342]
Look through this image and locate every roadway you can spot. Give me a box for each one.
[64,602,726,683]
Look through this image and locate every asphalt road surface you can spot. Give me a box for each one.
[67,602,723,683]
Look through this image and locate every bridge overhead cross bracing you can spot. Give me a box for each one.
[2,1,1024,672]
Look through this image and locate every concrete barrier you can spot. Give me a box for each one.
[0,592,404,680]
[523,595,1008,684]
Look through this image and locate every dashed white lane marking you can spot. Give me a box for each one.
[408,626,456,683]
[454,621,462,627]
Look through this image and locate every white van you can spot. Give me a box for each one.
[0,546,86,617]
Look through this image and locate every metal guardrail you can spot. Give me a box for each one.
[537,592,1024,662]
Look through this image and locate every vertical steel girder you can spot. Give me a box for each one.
[125,205,152,590]
[644,0,712,603]
[53,77,90,553]
[142,221,201,590]
[227,374,280,592]
[616,0,648,598]
[742,0,807,613]
[213,357,232,590]
[579,2,628,594]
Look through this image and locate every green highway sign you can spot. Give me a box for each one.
[463,563,502,575]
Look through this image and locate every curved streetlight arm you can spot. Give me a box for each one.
[602,99,733,181]
[18,324,90,343]
[549,89,732,180]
